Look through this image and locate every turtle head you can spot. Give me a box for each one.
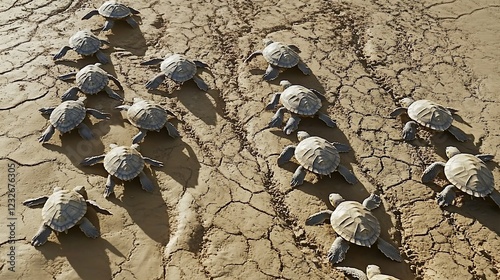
[329,193,345,208]
[263,38,274,46]
[131,143,140,151]
[297,131,311,141]
[446,146,461,158]
[366,265,382,278]
[280,80,292,89]
[400,97,414,108]
[73,186,88,199]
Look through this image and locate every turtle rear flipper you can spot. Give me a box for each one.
[337,164,357,185]
[377,237,402,262]
[192,75,208,91]
[165,122,180,138]
[317,111,336,128]
[489,189,500,208]
[79,217,99,238]
[77,123,94,140]
[95,50,109,64]
[61,87,80,101]
[145,73,166,89]
[297,60,311,75]
[139,171,154,192]
[31,224,52,246]
[125,17,138,28]
[327,237,350,263]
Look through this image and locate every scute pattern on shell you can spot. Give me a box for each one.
[49,100,86,133]
[407,99,453,131]
[104,146,145,180]
[69,31,102,56]
[42,189,87,232]
[294,136,340,175]
[98,1,131,18]
[160,54,197,83]
[280,85,322,115]
[76,64,109,94]
[127,100,167,131]
[262,42,300,68]
[444,154,494,197]
[330,201,381,247]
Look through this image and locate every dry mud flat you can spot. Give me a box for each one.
[1,0,499,279]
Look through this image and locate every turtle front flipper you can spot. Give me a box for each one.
[79,217,99,238]
[61,87,80,101]
[77,123,94,140]
[488,189,500,208]
[143,157,164,167]
[376,237,402,262]
[81,9,99,20]
[297,60,312,75]
[80,155,106,166]
[317,111,337,128]
[335,267,368,280]
[290,165,307,187]
[86,200,112,215]
[194,60,209,69]
[277,145,296,166]
[327,236,350,263]
[402,120,417,141]
[125,17,139,28]
[53,46,72,60]
[421,162,446,182]
[476,153,494,162]
[192,75,209,91]
[165,122,180,138]
[140,58,164,66]
[104,86,123,101]
[436,184,456,207]
[86,108,111,119]
[39,107,55,115]
[389,107,407,118]
[107,74,123,90]
[102,19,115,31]
[362,193,381,211]
[31,224,52,246]
[139,171,154,192]
[263,64,280,81]
[38,125,56,143]
[58,72,77,81]
[331,142,351,153]
[305,210,333,225]
[22,196,49,208]
[132,129,148,144]
[447,125,468,142]
[283,115,301,135]
[336,164,357,185]
[128,6,140,14]
[268,107,286,129]
[243,50,262,63]
[104,174,115,198]
[265,93,281,110]
[145,73,166,89]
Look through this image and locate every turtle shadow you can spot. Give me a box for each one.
[103,21,147,57]
[36,207,123,280]
[172,83,219,126]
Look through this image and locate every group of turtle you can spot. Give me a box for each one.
[20,1,498,279]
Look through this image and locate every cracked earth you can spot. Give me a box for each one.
[1,0,499,279]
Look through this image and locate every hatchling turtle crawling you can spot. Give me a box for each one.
[390,98,467,142]
[244,39,311,81]
[54,30,110,64]
[306,193,403,263]
[58,63,123,101]
[336,265,400,280]
[38,97,110,143]
[140,53,209,91]
[81,144,163,197]
[266,80,336,134]
[22,186,112,246]
[278,131,357,187]
[421,146,499,207]
[116,98,179,143]
[82,1,140,31]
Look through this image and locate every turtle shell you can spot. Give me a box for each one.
[160,54,197,83]
[444,153,494,197]
[69,31,102,56]
[407,99,453,131]
[104,145,145,180]
[262,41,300,68]
[76,64,109,94]
[50,100,86,133]
[127,100,168,131]
[294,136,340,175]
[330,201,381,247]
[98,1,131,18]
[42,189,87,232]
[280,85,322,116]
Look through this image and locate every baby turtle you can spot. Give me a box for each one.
[141,53,209,91]
[278,131,357,187]
[38,97,110,143]
[58,63,123,101]
[82,1,140,31]
[244,39,311,81]
[81,143,163,198]
[23,186,112,246]
[266,80,336,134]
[390,98,467,142]
[306,193,402,263]
[421,146,499,207]
[336,265,400,280]
[116,98,180,143]
[54,30,110,64]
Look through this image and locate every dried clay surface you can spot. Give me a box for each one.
[1,0,499,279]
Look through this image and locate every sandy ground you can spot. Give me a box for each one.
[1,0,499,279]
